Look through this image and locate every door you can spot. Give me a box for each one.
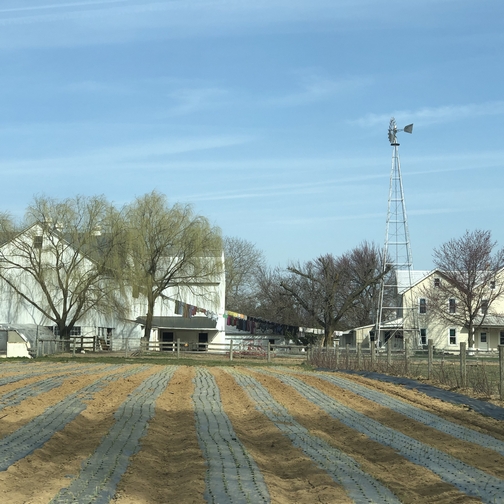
[479,332,488,351]
[161,331,174,352]
[0,330,7,355]
[198,332,208,351]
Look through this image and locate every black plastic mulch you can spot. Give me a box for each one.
[328,370,504,421]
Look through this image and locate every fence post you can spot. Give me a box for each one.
[460,341,467,388]
[370,340,375,369]
[335,342,339,369]
[72,338,76,358]
[345,344,350,369]
[428,339,433,380]
[357,342,362,370]
[176,338,180,358]
[387,338,392,366]
[404,340,408,374]
[229,340,233,361]
[267,342,271,363]
[125,339,128,359]
[499,345,504,401]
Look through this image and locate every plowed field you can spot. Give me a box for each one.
[1,362,504,504]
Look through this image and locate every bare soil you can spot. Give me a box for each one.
[1,362,503,503]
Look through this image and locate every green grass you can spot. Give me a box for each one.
[0,353,313,369]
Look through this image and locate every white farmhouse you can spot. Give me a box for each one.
[0,224,226,358]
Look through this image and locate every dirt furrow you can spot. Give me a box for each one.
[113,365,206,504]
[334,371,504,440]
[246,368,481,504]
[281,370,504,480]
[211,367,352,504]
[0,365,159,504]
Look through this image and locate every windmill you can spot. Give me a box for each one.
[374,118,419,351]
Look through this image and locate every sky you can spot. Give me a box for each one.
[0,0,503,271]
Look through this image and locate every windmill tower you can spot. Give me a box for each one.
[375,118,419,350]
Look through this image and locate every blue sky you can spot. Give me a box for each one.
[1,1,503,270]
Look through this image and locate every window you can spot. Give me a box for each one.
[434,278,441,288]
[419,298,427,314]
[481,299,489,314]
[500,331,504,345]
[449,328,456,345]
[449,298,456,314]
[480,332,487,344]
[53,326,81,336]
[490,280,496,289]
[33,235,43,249]
[420,328,427,345]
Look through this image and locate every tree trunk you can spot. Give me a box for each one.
[143,294,156,341]
[59,325,72,352]
[468,322,475,349]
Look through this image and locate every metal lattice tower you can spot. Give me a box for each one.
[375,118,419,349]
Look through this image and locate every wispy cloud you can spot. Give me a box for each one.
[167,87,229,117]
[0,133,254,175]
[0,0,128,15]
[263,72,372,108]
[0,0,405,48]
[353,101,504,128]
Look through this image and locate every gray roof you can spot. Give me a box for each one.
[135,316,217,330]
[395,270,431,293]
[0,324,54,346]
[473,315,504,328]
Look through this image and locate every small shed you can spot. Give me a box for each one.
[0,324,54,358]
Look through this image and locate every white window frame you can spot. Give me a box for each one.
[53,326,81,336]
[420,328,427,346]
[448,328,457,346]
[449,298,456,314]
[419,298,427,314]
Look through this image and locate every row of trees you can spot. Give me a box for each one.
[224,239,386,346]
[226,230,504,348]
[0,192,222,341]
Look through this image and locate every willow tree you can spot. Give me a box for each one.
[223,236,265,313]
[124,191,223,341]
[0,195,126,341]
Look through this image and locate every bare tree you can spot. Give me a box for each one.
[280,242,385,346]
[0,195,126,340]
[250,266,302,323]
[422,229,504,348]
[223,236,265,313]
[123,191,223,341]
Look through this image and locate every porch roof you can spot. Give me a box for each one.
[135,316,218,331]
[474,315,504,328]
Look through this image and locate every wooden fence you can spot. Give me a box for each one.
[136,339,308,362]
[308,339,504,400]
[36,336,100,357]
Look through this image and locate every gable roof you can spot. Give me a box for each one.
[395,270,432,293]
